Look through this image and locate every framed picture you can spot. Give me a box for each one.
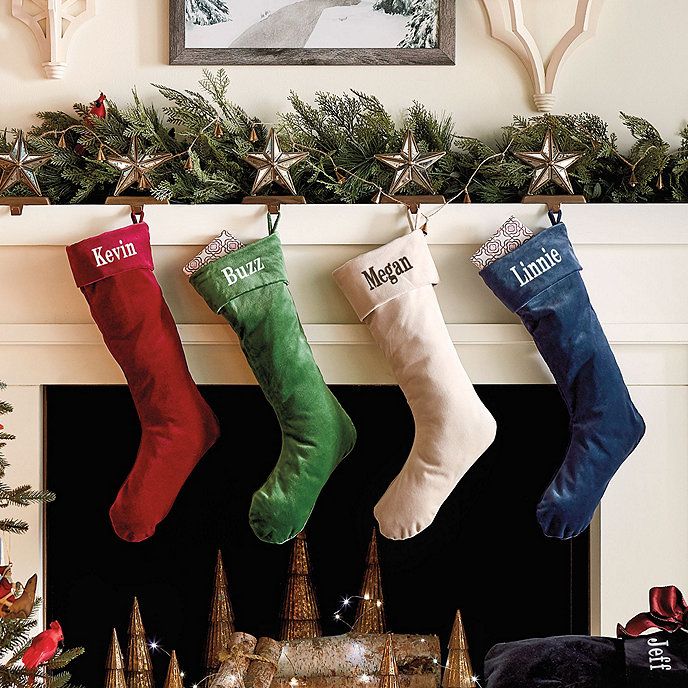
[170,0,455,66]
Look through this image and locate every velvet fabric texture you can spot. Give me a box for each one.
[479,221,645,539]
[333,230,496,540]
[66,221,220,542]
[484,631,688,687]
[190,230,356,545]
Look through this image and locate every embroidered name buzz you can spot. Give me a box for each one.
[647,636,672,671]
[222,257,264,285]
[92,240,137,267]
[362,256,413,290]
[509,247,562,287]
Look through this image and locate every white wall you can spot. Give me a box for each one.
[1,1,688,146]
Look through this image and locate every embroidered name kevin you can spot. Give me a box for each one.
[647,636,672,671]
[222,257,264,285]
[510,247,562,287]
[92,240,138,267]
[362,256,413,290]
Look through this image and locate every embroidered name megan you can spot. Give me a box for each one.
[222,257,264,285]
[362,256,413,290]
[510,247,562,287]
[92,240,137,267]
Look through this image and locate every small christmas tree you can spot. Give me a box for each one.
[185,0,230,26]
[280,531,322,640]
[163,650,184,688]
[442,610,475,688]
[377,634,400,688]
[0,381,83,688]
[204,549,235,674]
[105,629,127,688]
[126,598,154,688]
[353,528,386,634]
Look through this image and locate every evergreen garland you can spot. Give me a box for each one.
[3,70,688,205]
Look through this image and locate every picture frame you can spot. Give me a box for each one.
[170,0,455,66]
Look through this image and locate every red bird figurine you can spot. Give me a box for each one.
[87,92,107,122]
[22,621,63,685]
[74,92,107,155]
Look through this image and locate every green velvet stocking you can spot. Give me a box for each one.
[190,229,356,544]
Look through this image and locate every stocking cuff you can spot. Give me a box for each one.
[479,222,582,313]
[66,222,154,288]
[190,232,288,313]
[332,230,439,321]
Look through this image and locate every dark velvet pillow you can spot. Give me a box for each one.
[484,631,688,688]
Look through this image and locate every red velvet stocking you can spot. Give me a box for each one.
[67,219,219,542]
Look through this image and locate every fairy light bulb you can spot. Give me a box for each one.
[289,677,299,687]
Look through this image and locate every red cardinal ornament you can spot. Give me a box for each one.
[75,92,107,155]
[87,92,107,122]
[22,621,64,685]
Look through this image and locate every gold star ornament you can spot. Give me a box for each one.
[0,131,52,196]
[244,128,309,195]
[105,137,174,196]
[515,129,582,195]
[375,131,446,195]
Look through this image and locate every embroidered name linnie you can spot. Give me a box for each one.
[362,256,413,290]
[509,247,562,287]
[92,240,138,267]
[222,257,264,285]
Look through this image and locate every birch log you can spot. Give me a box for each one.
[209,632,258,688]
[272,633,441,687]
[244,637,282,688]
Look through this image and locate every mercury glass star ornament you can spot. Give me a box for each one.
[0,131,51,196]
[245,128,309,195]
[515,129,582,195]
[105,137,174,196]
[375,131,446,195]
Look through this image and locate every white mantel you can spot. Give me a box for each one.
[1,202,687,638]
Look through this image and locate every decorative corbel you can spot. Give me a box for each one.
[11,0,97,79]
[480,0,604,112]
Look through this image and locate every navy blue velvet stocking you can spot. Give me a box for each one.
[479,219,645,539]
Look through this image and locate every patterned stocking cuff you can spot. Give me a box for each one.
[470,216,533,270]
[183,230,245,276]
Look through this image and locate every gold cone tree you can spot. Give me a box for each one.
[353,528,386,633]
[204,549,236,674]
[163,650,184,688]
[126,597,154,688]
[280,530,322,640]
[442,610,475,688]
[377,634,400,688]
[105,628,127,688]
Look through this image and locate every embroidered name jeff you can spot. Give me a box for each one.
[510,246,562,287]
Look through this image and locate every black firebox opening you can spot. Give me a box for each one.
[46,385,589,687]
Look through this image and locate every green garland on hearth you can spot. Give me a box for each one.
[3,69,688,204]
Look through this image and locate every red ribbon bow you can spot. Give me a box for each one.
[617,585,688,638]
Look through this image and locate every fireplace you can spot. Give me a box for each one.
[45,383,589,685]
[0,202,685,685]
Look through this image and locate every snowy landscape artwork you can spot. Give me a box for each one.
[177,0,452,62]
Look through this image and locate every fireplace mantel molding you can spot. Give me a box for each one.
[1,202,687,639]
